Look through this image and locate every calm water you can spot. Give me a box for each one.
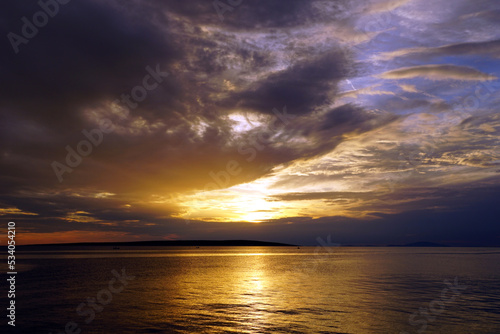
[3,247,500,333]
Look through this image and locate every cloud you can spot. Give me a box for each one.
[1,1,177,127]
[269,191,374,202]
[363,0,411,14]
[228,51,352,115]
[0,1,362,197]
[377,39,500,61]
[339,84,396,99]
[379,64,497,81]
[0,0,396,229]
[1,0,499,246]
[400,84,418,93]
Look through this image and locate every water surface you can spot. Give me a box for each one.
[3,247,500,333]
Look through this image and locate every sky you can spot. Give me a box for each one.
[1,0,499,246]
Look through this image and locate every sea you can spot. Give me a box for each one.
[2,247,500,333]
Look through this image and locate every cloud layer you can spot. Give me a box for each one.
[379,65,497,81]
[1,0,499,245]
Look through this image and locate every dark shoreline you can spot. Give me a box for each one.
[8,240,500,249]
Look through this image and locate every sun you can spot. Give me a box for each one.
[171,174,292,223]
[174,187,284,223]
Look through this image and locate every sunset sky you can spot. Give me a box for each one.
[1,0,499,246]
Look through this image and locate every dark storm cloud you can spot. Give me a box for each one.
[193,0,304,27]
[228,52,352,115]
[160,0,350,29]
[0,0,184,192]
[1,0,177,126]
[321,104,382,132]
[2,0,497,246]
[0,0,382,197]
[0,1,379,232]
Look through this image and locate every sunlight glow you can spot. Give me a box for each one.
[227,112,266,133]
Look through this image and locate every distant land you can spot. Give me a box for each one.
[18,240,295,248]
[387,241,450,247]
[13,240,494,249]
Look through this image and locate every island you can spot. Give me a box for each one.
[18,239,296,250]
